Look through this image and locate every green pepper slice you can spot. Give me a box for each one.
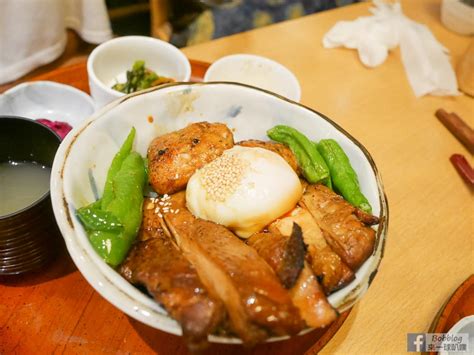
[317,139,372,213]
[267,125,332,187]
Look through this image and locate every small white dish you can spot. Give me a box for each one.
[87,36,191,108]
[441,0,474,35]
[439,315,474,355]
[204,54,301,102]
[0,81,94,128]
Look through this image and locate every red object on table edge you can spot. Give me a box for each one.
[450,154,474,186]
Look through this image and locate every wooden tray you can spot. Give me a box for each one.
[429,276,474,330]
[0,60,350,355]
[21,59,212,94]
[427,275,474,355]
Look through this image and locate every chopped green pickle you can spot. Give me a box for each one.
[112,60,174,94]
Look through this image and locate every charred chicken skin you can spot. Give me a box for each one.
[120,198,225,350]
[300,184,376,270]
[272,207,355,294]
[247,224,337,328]
[163,192,305,346]
[148,122,234,195]
[247,223,305,289]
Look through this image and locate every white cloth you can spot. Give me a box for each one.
[323,0,459,97]
[0,0,112,84]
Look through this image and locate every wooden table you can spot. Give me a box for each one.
[1,0,473,353]
[183,1,473,352]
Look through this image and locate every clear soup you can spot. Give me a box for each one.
[0,161,51,216]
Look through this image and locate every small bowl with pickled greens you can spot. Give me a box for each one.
[87,36,191,108]
[0,116,62,275]
[111,60,175,95]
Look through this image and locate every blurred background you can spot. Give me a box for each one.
[108,0,360,47]
[0,0,360,87]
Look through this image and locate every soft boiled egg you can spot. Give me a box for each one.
[186,145,302,238]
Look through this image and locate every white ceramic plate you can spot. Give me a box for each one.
[50,82,388,343]
[439,316,474,355]
[0,81,94,128]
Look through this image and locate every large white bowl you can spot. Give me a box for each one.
[87,36,191,109]
[50,82,388,344]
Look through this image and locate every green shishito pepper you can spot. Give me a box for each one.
[267,125,332,188]
[76,128,146,266]
[317,139,372,213]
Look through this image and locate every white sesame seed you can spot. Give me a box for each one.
[198,153,248,202]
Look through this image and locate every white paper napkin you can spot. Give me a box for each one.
[323,0,459,97]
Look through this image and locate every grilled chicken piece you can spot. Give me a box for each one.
[247,223,305,289]
[137,198,170,242]
[271,207,354,294]
[148,122,234,194]
[238,139,300,175]
[300,184,376,270]
[163,192,304,345]
[120,199,225,350]
[354,208,380,226]
[289,262,338,328]
[247,224,337,328]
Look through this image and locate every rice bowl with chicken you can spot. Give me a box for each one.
[50,82,388,349]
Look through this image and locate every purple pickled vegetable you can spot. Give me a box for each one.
[37,119,72,139]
